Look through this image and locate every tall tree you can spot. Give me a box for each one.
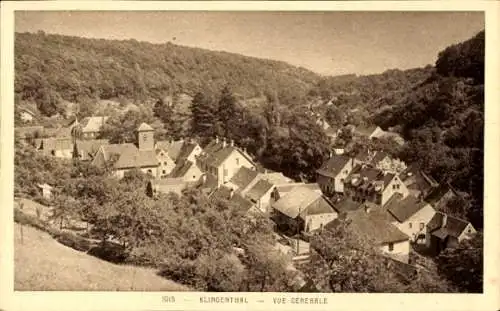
[190,92,217,138]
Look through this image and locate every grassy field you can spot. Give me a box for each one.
[14,223,190,291]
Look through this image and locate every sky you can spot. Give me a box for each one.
[15,11,484,76]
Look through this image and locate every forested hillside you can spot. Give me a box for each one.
[15,31,320,116]
[374,30,485,228]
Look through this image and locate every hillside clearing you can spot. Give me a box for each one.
[14,223,190,291]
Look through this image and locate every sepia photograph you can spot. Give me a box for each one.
[1,2,498,310]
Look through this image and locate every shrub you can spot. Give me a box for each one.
[88,242,129,264]
[54,231,94,252]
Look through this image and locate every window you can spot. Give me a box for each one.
[344,170,349,175]
[162,170,166,174]
[392,184,396,190]
[143,134,148,141]
[147,169,153,175]
[236,158,240,165]
[193,175,196,179]
[419,223,425,230]
[388,243,394,252]
[409,222,412,229]
[163,162,167,165]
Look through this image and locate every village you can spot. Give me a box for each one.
[14,106,478,290]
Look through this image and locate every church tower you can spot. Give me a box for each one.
[137,123,155,150]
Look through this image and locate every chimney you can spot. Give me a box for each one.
[201,174,207,184]
[215,136,219,144]
[229,188,234,199]
[222,138,227,148]
[179,136,184,143]
[230,139,234,147]
[329,151,333,158]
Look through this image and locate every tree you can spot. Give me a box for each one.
[190,91,217,138]
[216,86,239,138]
[435,232,483,292]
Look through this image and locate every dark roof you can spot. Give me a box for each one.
[424,183,457,205]
[385,194,431,223]
[156,140,185,161]
[210,186,254,211]
[316,155,352,178]
[245,179,274,202]
[335,198,362,213]
[354,149,373,163]
[176,142,198,162]
[347,208,409,244]
[428,212,471,239]
[383,172,396,187]
[198,140,255,168]
[370,151,390,165]
[399,164,438,194]
[229,167,259,191]
[169,160,195,178]
[75,139,109,160]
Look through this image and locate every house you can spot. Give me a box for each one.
[155,139,184,162]
[425,212,477,253]
[69,116,109,139]
[225,166,260,194]
[273,183,322,198]
[344,207,411,263]
[155,148,177,178]
[244,179,275,214]
[209,186,256,214]
[353,149,376,166]
[399,165,439,198]
[196,137,255,186]
[168,159,204,182]
[384,194,436,242]
[316,155,355,195]
[259,170,294,185]
[353,125,385,139]
[369,151,391,167]
[343,164,409,206]
[74,139,109,161]
[424,183,459,210]
[37,183,53,199]
[334,197,362,214]
[176,140,203,163]
[325,127,340,141]
[271,187,338,234]
[38,137,73,158]
[19,107,35,123]
[92,123,160,179]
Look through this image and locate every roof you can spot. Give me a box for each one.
[210,186,255,212]
[383,172,396,187]
[399,164,438,189]
[99,143,158,169]
[176,142,198,161]
[385,194,431,223]
[428,212,471,239]
[370,151,390,165]
[424,183,457,205]
[246,179,274,202]
[75,139,109,159]
[347,208,409,244]
[79,116,109,133]
[316,155,352,178]
[346,165,384,185]
[354,125,378,137]
[137,122,154,132]
[169,160,195,178]
[300,196,337,217]
[260,172,294,185]
[228,167,259,191]
[272,187,322,219]
[275,183,321,196]
[335,198,362,213]
[354,149,373,163]
[158,140,185,162]
[198,140,255,168]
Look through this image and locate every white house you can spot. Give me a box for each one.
[156,148,177,178]
[385,194,436,242]
[196,137,255,186]
[316,155,355,195]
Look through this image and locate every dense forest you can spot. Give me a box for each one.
[15,31,319,116]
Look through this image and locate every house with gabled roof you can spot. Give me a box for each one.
[147,177,195,197]
[343,164,409,207]
[334,206,411,263]
[384,194,436,242]
[399,164,439,198]
[69,116,109,139]
[74,139,109,161]
[19,107,35,123]
[271,187,338,234]
[196,137,255,187]
[168,159,204,182]
[38,137,73,158]
[245,179,275,214]
[92,123,161,179]
[353,125,385,139]
[209,185,256,214]
[155,148,177,179]
[424,183,459,210]
[425,212,477,253]
[225,166,260,194]
[316,155,355,195]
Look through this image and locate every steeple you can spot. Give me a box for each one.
[137,123,155,150]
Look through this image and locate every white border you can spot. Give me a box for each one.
[1,2,499,311]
